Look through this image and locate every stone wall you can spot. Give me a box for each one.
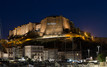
[58,51,82,61]
[40,16,71,36]
[63,17,71,30]
[9,22,41,37]
[9,16,72,37]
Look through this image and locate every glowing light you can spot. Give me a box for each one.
[77,53,79,56]
[91,36,94,41]
[25,39,31,41]
[66,34,72,37]
[82,36,85,40]
[84,32,88,37]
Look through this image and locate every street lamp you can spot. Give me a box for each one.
[97,46,100,54]
[88,49,90,58]
[96,51,98,56]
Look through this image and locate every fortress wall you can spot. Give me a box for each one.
[45,16,63,35]
[9,22,37,37]
[40,19,47,36]
[13,29,17,36]
[63,17,71,30]
[40,16,71,36]
[9,16,72,37]
[21,25,25,35]
[25,24,29,34]
[36,24,41,31]
[16,26,20,35]
[9,30,13,36]
[33,23,37,31]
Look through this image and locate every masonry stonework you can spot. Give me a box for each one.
[9,16,72,38]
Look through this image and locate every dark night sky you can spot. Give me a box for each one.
[0,0,107,39]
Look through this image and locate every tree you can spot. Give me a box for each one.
[97,53,107,62]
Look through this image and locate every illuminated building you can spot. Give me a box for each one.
[16,46,23,59]
[8,16,74,39]
[6,16,94,61]
[40,16,71,36]
[43,49,58,61]
[6,46,23,59]
[8,16,92,41]
[9,22,40,38]
[6,47,13,59]
[58,51,82,61]
[24,45,44,61]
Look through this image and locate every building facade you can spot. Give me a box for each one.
[24,45,44,61]
[6,46,23,59]
[58,51,82,61]
[43,49,58,61]
[40,16,71,36]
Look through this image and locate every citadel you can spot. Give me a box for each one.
[9,16,91,39]
[0,16,101,64]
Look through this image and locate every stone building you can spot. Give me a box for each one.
[24,45,44,61]
[9,16,74,38]
[9,22,41,38]
[43,48,58,61]
[6,46,23,59]
[40,16,71,36]
[58,51,82,61]
[15,46,23,59]
[6,47,14,59]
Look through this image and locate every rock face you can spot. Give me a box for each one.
[9,16,73,38]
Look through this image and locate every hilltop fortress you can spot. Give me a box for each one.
[9,16,91,39]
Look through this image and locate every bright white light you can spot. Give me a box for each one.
[42,34,65,38]
[69,59,72,62]
[90,57,93,60]
[21,57,25,61]
[89,60,98,63]
[18,57,25,61]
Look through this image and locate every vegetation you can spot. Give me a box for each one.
[97,53,107,62]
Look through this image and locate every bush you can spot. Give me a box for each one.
[97,53,107,62]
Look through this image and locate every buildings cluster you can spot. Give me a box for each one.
[0,16,94,62]
[0,45,82,62]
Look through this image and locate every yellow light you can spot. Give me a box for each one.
[66,37,71,39]
[84,32,88,37]
[25,39,31,41]
[77,53,79,56]
[65,34,72,37]
[65,33,86,40]
[91,36,94,41]
[82,36,85,40]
